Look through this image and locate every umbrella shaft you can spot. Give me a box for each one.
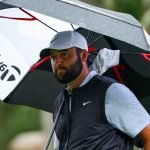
[44,96,64,150]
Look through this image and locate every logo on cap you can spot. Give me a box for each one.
[50,37,59,44]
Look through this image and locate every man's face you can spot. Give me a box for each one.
[50,47,83,84]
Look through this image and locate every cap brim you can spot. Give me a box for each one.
[40,48,51,58]
[40,45,74,58]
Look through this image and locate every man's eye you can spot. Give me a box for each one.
[61,52,68,57]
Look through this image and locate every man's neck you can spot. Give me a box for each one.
[67,69,90,91]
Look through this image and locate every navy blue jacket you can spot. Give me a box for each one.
[53,75,133,150]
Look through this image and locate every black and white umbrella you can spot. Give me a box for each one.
[0,0,150,113]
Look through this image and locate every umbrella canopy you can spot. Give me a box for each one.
[0,1,150,113]
[3,0,150,51]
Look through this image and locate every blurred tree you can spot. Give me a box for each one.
[141,0,150,33]
[0,103,41,150]
[105,0,143,20]
[81,0,104,7]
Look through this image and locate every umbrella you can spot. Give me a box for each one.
[0,1,150,113]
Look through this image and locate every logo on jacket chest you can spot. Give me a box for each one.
[82,101,92,106]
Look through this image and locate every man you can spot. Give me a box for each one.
[42,31,150,150]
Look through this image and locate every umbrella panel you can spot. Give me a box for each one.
[141,96,150,114]
[77,28,150,78]
[103,57,150,100]
[0,2,14,9]
[5,69,64,113]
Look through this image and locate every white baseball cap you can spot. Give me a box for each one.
[41,31,88,56]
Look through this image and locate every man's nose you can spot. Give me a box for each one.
[54,55,62,64]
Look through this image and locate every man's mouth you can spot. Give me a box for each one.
[56,68,66,75]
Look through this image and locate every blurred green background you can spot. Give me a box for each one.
[0,0,150,150]
[0,103,42,150]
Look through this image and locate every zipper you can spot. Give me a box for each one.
[66,96,72,150]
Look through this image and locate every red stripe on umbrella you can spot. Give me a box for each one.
[0,8,36,21]
[88,46,96,52]
[140,53,150,62]
[113,66,125,84]
[31,56,50,71]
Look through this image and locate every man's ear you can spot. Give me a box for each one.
[81,50,88,62]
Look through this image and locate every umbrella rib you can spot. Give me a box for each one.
[37,19,58,32]
[104,36,118,49]
[44,95,65,150]
[122,51,149,55]
[88,35,104,47]
[58,0,141,27]
[20,8,58,33]
[86,31,92,42]
[71,24,75,30]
